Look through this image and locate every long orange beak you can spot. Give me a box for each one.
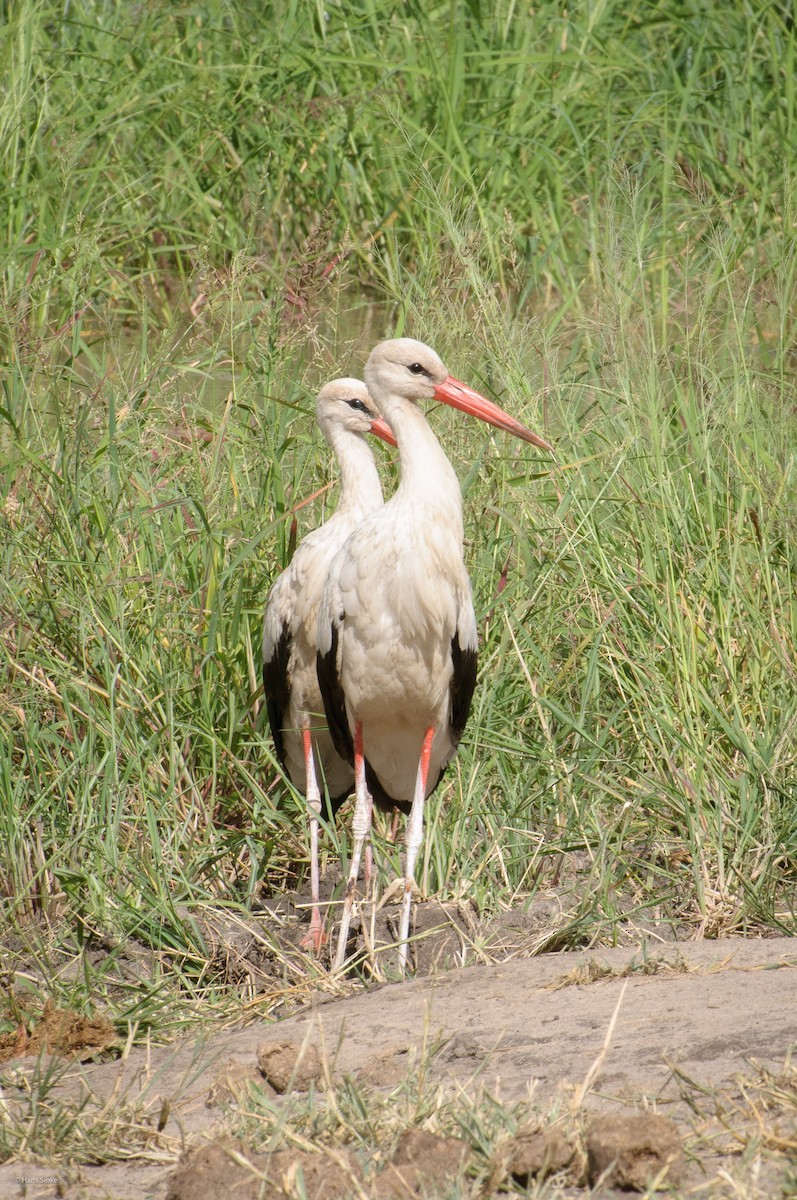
[434,375,553,452]
[370,416,398,447]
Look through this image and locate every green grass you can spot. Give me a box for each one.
[0,0,795,1054]
[2,0,794,325]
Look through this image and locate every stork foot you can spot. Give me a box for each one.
[299,921,328,953]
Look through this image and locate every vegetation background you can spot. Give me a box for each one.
[1,0,795,1049]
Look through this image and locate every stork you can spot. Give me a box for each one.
[262,379,395,951]
[316,339,553,972]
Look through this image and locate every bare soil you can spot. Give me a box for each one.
[1,915,796,1199]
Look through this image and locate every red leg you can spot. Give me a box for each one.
[333,721,373,970]
[299,729,327,952]
[397,726,434,975]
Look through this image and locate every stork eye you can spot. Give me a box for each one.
[408,362,431,378]
[346,398,370,414]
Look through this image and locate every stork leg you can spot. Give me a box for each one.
[299,729,326,952]
[333,721,372,970]
[397,726,435,975]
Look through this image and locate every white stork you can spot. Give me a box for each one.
[262,379,395,951]
[316,338,553,972]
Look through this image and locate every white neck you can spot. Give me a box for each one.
[325,427,384,516]
[382,397,464,539]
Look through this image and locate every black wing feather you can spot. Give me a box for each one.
[416,630,478,801]
[449,631,478,748]
[262,624,292,771]
[316,621,354,766]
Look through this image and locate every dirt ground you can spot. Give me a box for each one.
[1,915,796,1199]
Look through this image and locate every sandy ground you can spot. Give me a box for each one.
[1,931,796,1198]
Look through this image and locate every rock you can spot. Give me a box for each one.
[586,1113,684,1191]
[166,1143,361,1200]
[506,1126,575,1183]
[256,1038,323,1093]
[374,1128,471,1197]
[166,1143,268,1200]
[268,1148,362,1199]
[392,1128,470,1169]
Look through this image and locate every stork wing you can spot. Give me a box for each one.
[448,584,478,749]
[316,572,354,767]
[262,565,298,774]
[449,628,478,747]
[262,616,291,772]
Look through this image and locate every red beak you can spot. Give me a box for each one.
[370,416,398,447]
[434,375,553,452]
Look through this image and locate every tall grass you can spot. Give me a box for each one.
[0,0,795,1036]
[1,0,794,322]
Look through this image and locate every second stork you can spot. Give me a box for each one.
[263,379,394,951]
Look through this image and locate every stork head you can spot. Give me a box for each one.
[364,338,553,452]
[315,378,396,446]
[364,338,447,404]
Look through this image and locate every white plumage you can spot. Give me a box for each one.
[317,339,552,971]
[262,378,394,950]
